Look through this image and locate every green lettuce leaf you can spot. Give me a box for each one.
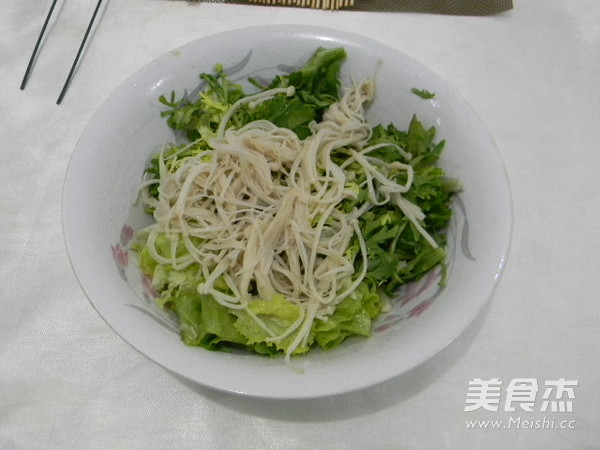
[170,291,246,350]
[311,282,382,350]
[232,295,308,355]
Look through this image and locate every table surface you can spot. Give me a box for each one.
[2,1,599,448]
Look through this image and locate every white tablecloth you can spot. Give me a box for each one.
[2,1,599,448]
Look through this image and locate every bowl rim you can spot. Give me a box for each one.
[62,24,513,399]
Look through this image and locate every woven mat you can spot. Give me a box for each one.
[174,0,513,15]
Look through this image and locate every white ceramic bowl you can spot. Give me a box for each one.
[63,25,512,399]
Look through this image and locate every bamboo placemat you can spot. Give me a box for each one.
[171,0,513,15]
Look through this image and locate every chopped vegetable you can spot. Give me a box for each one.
[411,87,436,99]
[133,47,459,360]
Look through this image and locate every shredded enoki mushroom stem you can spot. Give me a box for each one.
[141,78,436,359]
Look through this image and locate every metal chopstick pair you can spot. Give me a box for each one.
[20,0,105,104]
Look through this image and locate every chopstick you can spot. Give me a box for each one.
[20,0,106,104]
[20,0,60,90]
[57,0,105,104]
